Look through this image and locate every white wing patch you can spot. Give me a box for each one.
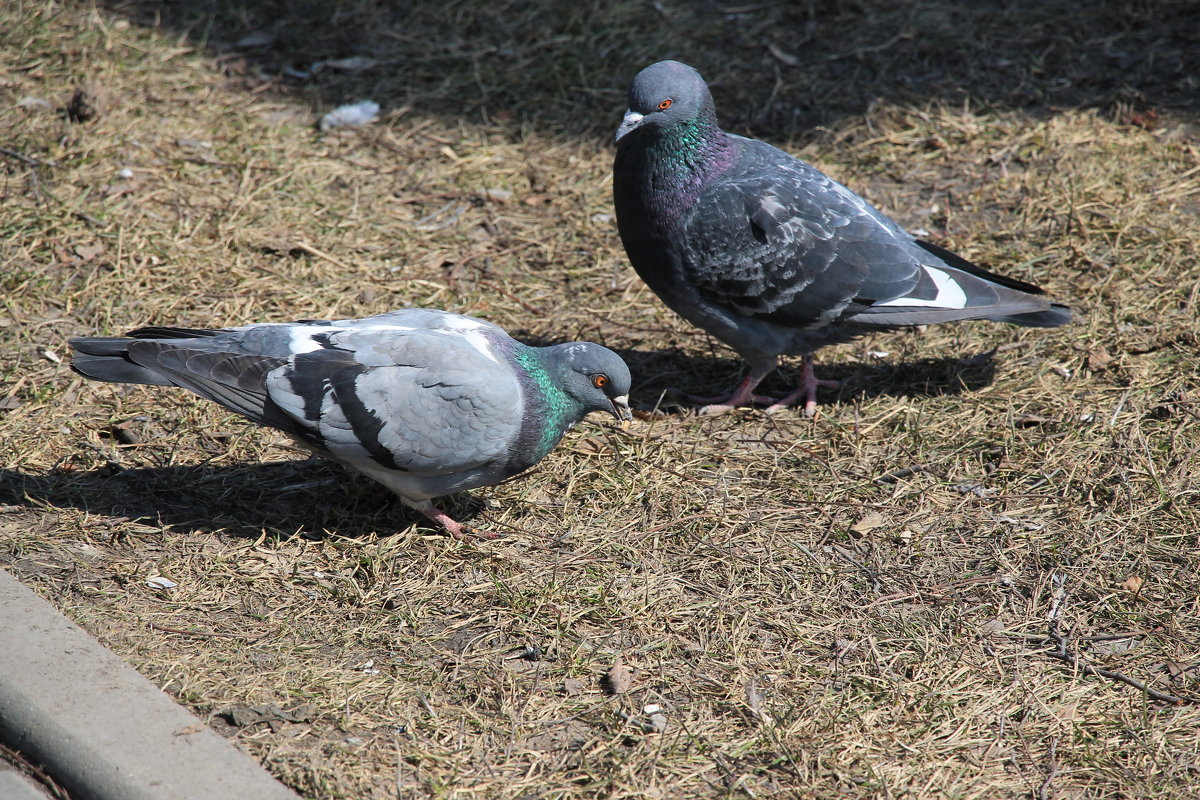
[287,326,328,354]
[458,331,500,364]
[876,266,968,309]
[436,315,500,363]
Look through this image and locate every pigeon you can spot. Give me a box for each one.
[613,60,1070,415]
[69,308,632,539]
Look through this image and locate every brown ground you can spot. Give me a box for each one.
[2,1,1199,797]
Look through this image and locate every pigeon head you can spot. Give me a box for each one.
[616,60,716,143]
[545,343,632,422]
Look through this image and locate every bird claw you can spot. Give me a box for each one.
[764,377,842,416]
[420,506,498,540]
[465,526,501,540]
[681,356,840,415]
[697,393,782,415]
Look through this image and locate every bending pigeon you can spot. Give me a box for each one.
[613,60,1070,415]
[70,309,632,538]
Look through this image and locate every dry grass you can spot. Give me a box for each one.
[3,1,1200,797]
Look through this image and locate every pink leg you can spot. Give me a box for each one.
[686,375,777,414]
[682,361,779,415]
[763,354,841,416]
[418,505,498,540]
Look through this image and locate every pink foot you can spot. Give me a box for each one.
[680,356,840,415]
[681,375,778,414]
[763,356,841,416]
[419,505,498,540]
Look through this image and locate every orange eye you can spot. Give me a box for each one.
[657,99,673,110]
[593,374,610,389]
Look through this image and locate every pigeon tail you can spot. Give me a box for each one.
[69,337,175,386]
[989,303,1073,328]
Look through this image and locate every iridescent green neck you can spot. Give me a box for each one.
[512,347,574,459]
[643,111,733,182]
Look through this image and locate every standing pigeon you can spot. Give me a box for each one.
[613,60,1070,415]
[69,308,632,539]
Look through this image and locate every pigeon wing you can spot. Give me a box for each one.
[680,140,1065,329]
[678,146,926,329]
[265,328,521,477]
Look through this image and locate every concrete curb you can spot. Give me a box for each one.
[0,569,301,800]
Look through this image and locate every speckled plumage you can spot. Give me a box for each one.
[613,60,1071,414]
[70,309,632,538]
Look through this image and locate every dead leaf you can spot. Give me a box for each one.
[103,182,136,198]
[850,511,886,536]
[74,243,105,261]
[175,136,213,151]
[66,83,109,122]
[603,654,633,695]
[573,436,613,456]
[1121,575,1144,594]
[235,30,276,48]
[981,619,1006,637]
[220,702,315,729]
[1087,347,1115,371]
[830,638,858,661]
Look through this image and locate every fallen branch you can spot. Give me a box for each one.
[0,145,56,167]
[1045,630,1187,705]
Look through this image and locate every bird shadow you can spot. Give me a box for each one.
[503,329,998,412]
[615,345,998,414]
[0,461,484,541]
[0,345,991,536]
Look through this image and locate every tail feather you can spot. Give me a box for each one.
[990,303,1072,328]
[69,337,174,386]
[126,326,221,340]
[70,334,286,427]
[915,240,1047,296]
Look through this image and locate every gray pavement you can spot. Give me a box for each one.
[0,569,301,800]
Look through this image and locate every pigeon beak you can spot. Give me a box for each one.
[615,110,644,142]
[610,395,632,425]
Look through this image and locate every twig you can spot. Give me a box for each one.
[873,463,929,484]
[147,622,251,639]
[1038,736,1059,800]
[73,210,105,227]
[1045,629,1187,705]
[0,145,55,167]
[996,628,1156,643]
[826,30,911,61]
[291,240,352,271]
